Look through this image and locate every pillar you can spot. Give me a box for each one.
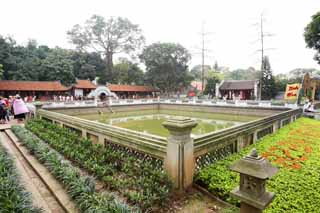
[162,117,197,191]
[82,129,87,138]
[237,136,245,151]
[253,130,259,143]
[98,135,105,145]
[272,121,278,133]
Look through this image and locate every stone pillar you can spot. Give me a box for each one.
[162,117,197,191]
[272,121,278,133]
[82,129,87,138]
[253,130,259,143]
[230,149,278,213]
[237,136,245,151]
[98,135,105,145]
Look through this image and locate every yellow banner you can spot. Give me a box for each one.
[284,83,301,100]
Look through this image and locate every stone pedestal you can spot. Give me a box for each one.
[163,117,197,191]
[230,148,278,213]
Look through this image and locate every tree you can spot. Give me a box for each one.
[261,56,276,100]
[140,42,192,94]
[190,64,211,80]
[223,67,260,80]
[114,58,144,85]
[304,11,320,64]
[71,51,106,81]
[0,64,3,79]
[67,15,145,83]
[204,76,220,98]
[40,48,75,85]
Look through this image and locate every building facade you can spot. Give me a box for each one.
[216,80,260,100]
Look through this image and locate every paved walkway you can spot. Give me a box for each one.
[0,131,65,212]
[0,120,77,213]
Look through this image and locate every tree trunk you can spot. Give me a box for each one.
[105,51,113,82]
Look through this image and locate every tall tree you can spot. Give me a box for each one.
[67,15,145,83]
[114,58,144,85]
[261,56,276,100]
[40,48,75,85]
[204,76,221,98]
[71,51,106,81]
[140,42,192,94]
[304,11,320,64]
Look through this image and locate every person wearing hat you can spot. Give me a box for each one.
[12,94,29,122]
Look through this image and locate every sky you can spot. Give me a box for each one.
[0,0,319,74]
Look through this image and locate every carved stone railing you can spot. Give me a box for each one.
[193,108,302,169]
[37,107,302,190]
[37,109,167,159]
[41,99,299,109]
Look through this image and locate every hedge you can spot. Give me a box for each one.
[195,118,320,213]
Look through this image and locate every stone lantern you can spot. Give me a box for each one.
[230,148,278,213]
[162,116,197,191]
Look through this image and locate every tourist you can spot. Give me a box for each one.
[12,95,29,123]
[0,97,8,124]
[3,98,10,122]
[306,100,316,112]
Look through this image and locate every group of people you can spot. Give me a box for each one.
[0,95,29,124]
[52,95,91,102]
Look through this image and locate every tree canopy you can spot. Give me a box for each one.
[140,42,193,94]
[67,15,145,83]
[113,58,144,85]
[0,36,108,85]
[261,56,276,100]
[304,11,320,64]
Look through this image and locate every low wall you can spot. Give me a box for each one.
[48,103,286,117]
[193,108,302,169]
[50,104,158,116]
[159,104,286,117]
[38,109,167,159]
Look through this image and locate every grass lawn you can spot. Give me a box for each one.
[195,118,320,213]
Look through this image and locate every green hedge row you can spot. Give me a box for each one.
[26,119,172,211]
[0,137,42,212]
[195,118,320,213]
[12,125,136,213]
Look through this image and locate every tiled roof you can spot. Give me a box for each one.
[108,84,158,92]
[0,80,69,91]
[74,79,96,89]
[219,80,258,90]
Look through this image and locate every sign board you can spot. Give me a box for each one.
[284,83,301,100]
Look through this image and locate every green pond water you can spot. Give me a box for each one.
[76,110,261,137]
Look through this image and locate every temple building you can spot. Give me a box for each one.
[0,80,69,101]
[71,79,97,97]
[216,80,260,100]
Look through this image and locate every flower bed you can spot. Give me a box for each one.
[0,137,42,212]
[25,119,172,211]
[195,118,320,212]
[12,125,134,212]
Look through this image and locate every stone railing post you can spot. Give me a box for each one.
[230,148,278,213]
[162,117,197,191]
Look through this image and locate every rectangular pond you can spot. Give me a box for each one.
[76,109,262,137]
